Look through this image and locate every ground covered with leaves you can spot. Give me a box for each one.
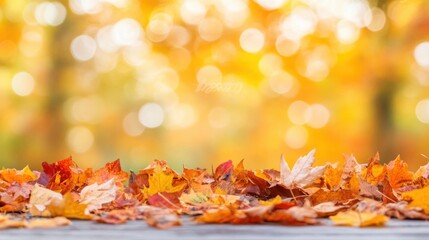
[1,149,429,230]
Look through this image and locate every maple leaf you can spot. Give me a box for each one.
[182,167,213,195]
[144,165,186,197]
[47,193,92,220]
[402,186,429,214]
[80,178,118,212]
[0,166,37,184]
[39,157,84,194]
[29,184,63,217]
[361,153,386,185]
[330,210,389,227]
[280,149,326,188]
[87,159,129,187]
[30,185,92,220]
[386,156,413,190]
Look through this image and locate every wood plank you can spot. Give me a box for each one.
[1,219,429,240]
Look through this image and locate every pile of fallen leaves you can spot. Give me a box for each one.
[1,149,429,230]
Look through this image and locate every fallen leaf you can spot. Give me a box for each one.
[140,206,181,229]
[386,156,413,190]
[0,214,25,229]
[265,205,318,225]
[0,166,37,184]
[385,201,429,220]
[144,165,186,197]
[25,217,71,229]
[330,210,389,227]
[310,189,355,206]
[29,184,63,217]
[280,149,326,188]
[312,202,348,217]
[47,193,92,219]
[87,159,129,187]
[402,186,429,214]
[80,178,118,212]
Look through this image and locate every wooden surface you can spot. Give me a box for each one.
[1,218,429,240]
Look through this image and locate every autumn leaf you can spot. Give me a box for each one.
[139,206,181,229]
[25,217,71,229]
[87,159,129,187]
[80,178,118,212]
[259,195,282,206]
[147,192,182,209]
[402,186,429,214]
[29,184,63,217]
[0,214,26,229]
[0,166,37,184]
[330,210,389,227]
[309,189,355,206]
[414,162,429,180]
[0,214,71,229]
[312,202,348,217]
[361,153,386,185]
[264,205,318,225]
[385,201,429,220]
[144,165,186,197]
[47,193,92,220]
[30,185,91,220]
[194,205,267,224]
[280,149,326,188]
[386,156,413,190]
[215,160,234,181]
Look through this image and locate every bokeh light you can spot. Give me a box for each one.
[2,0,429,172]
[11,72,35,96]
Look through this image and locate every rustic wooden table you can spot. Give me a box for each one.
[1,218,429,240]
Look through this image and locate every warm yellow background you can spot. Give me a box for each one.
[1,0,429,171]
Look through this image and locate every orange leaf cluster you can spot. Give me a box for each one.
[1,150,429,229]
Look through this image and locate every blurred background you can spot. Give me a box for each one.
[1,0,429,171]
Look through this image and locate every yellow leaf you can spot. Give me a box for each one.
[29,185,91,220]
[0,166,37,184]
[144,166,186,197]
[47,193,92,220]
[179,189,209,205]
[402,187,429,214]
[330,210,389,227]
[259,195,282,206]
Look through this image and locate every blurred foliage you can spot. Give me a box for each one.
[1,0,429,171]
